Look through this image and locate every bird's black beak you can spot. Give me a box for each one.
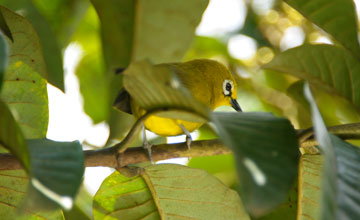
[231,98,242,112]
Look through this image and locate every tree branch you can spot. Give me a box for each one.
[0,139,231,170]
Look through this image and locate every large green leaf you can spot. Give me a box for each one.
[1,62,48,139]
[94,164,249,219]
[91,0,208,69]
[211,112,299,217]
[297,154,323,220]
[0,100,29,171]
[304,83,360,219]
[26,139,85,210]
[264,44,360,109]
[0,170,64,220]
[121,60,209,122]
[285,0,360,58]
[0,1,64,90]
[0,32,8,91]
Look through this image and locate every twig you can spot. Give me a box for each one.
[0,139,231,170]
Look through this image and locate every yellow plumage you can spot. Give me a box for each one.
[127,59,241,136]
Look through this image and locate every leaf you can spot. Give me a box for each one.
[0,170,64,220]
[264,44,360,109]
[0,10,12,41]
[122,60,209,122]
[91,0,209,69]
[0,6,47,79]
[0,32,8,91]
[211,112,299,217]
[1,61,48,139]
[0,100,29,171]
[93,170,159,219]
[284,0,360,58]
[26,139,85,210]
[297,154,323,220]
[304,83,360,219]
[76,54,110,124]
[0,1,65,90]
[94,164,249,219]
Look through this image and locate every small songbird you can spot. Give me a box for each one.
[114,59,242,159]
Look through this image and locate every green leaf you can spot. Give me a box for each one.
[0,100,29,171]
[93,170,159,219]
[91,0,209,69]
[0,6,47,79]
[0,33,8,92]
[285,0,360,58]
[121,60,209,122]
[0,10,12,41]
[304,83,360,219]
[26,139,85,210]
[76,54,109,124]
[264,44,360,109]
[297,154,323,220]
[1,61,48,139]
[94,164,249,219]
[0,170,64,220]
[0,1,64,90]
[211,112,299,217]
[255,184,298,220]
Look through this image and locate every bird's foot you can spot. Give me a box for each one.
[179,124,192,150]
[143,141,154,163]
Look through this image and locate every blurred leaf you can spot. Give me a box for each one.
[0,6,47,79]
[240,8,271,48]
[76,54,109,124]
[304,83,360,220]
[25,139,84,211]
[264,44,360,110]
[1,61,48,139]
[211,112,299,217]
[255,184,297,220]
[297,154,322,220]
[0,170,64,219]
[311,86,360,126]
[0,1,64,90]
[0,33,7,91]
[0,10,12,41]
[285,0,360,58]
[184,36,230,60]
[91,0,208,69]
[33,0,89,48]
[286,80,312,128]
[0,100,29,171]
[94,164,249,219]
[188,154,237,187]
[121,60,209,122]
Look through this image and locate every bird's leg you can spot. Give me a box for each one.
[179,124,192,150]
[142,126,154,163]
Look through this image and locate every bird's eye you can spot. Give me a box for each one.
[222,80,233,96]
[226,82,232,91]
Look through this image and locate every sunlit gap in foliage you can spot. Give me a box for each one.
[196,0,246,36]
[47,43,111,196]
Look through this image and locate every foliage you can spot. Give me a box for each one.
[0,0,359,219]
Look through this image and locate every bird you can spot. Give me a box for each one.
[114,59,242,160]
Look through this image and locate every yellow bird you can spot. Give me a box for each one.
[114,59,242,158]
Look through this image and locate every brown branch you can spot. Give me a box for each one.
[0,139,231,170]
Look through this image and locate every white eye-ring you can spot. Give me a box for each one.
[223,80,234,96]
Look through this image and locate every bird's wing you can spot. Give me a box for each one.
[113,88,132,114]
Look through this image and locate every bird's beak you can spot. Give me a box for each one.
[231,98,242,112]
